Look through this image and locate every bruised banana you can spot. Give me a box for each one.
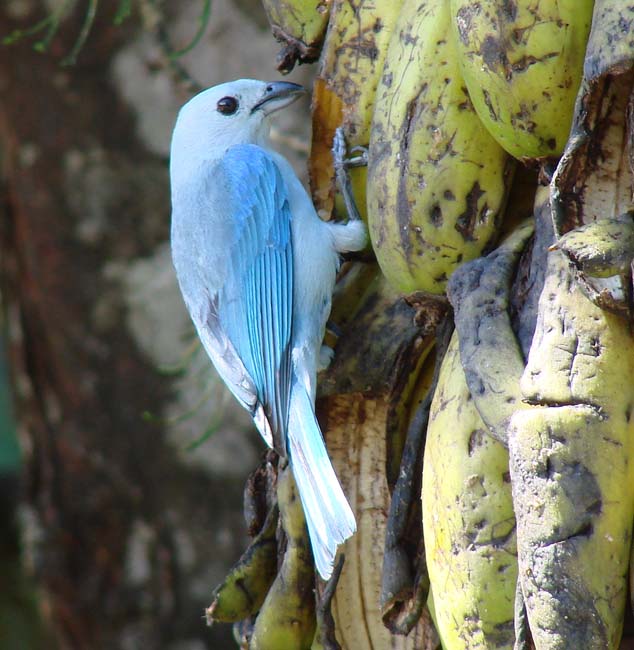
[367,0,513,295]
[509,249,634,649]
[206,506,278,623]
[309,0,404,221]
[261,0,331,72]
[447,220,534,445]
[422,332,517,650]
[450,0,594,160]
[250,467,316,650]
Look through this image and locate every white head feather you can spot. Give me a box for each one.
[170,79,305,188]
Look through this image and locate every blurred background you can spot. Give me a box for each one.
[0,1,315,647]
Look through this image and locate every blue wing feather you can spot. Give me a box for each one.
[210,145,294,453]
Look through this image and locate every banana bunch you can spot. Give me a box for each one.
[241,0,634,648]
[366,0,513,294]
[449,0,594,160]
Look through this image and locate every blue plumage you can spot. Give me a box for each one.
[170,80,368,579]
[214,146,293,452]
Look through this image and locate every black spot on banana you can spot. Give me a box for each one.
[250,466,316,650]
[367,0,514,295]
[450,0,594,160]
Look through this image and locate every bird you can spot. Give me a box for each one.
[169,79,367,579]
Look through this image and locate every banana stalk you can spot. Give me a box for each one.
[423,332,517,649]
[309,0,405,221]
[317,273,442,649]
[250,467,316,650]
[323,392,437,650]
[367,0,513,295]
[206,506,278,624]
[450,0,594,160]
[509,249,634,649]
[261,0,332,72]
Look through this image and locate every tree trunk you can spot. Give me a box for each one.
[0,2,311,648]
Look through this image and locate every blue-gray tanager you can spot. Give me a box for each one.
[169,80,367,579]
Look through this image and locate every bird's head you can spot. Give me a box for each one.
[170,79,306,179]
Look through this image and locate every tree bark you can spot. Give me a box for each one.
[0,2,311,648]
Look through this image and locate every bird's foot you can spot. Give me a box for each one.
[332,127,367,222]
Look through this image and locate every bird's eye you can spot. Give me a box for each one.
[217,96,239,116]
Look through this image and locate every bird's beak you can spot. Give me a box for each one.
[251,81,307,115]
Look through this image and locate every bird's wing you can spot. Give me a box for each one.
[194,144,294,454]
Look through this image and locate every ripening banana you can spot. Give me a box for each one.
[422,332,517,649]
[250,467,316,650]
[261,0,331,72]
[309,0,405,221]
[205,506,278,624]
[552,215,634,280]
[367,0,513,295]
[449,0,594,161]
[509,248,634,649]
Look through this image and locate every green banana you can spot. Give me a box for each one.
[509,249,634,649]
[250,467,316,650]
[309,0,405,221]
[367,0,513,295]
[261,0,331,72]
[422,332,517,649]
[449,0,594,160]
[206,506,278,623]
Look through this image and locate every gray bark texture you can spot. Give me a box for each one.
[0,2,313,648]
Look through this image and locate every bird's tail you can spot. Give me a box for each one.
[287,385,356,580]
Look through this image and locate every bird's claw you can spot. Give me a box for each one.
[345,146,369,168]
[332,127,368,170]
[332,127,365,222]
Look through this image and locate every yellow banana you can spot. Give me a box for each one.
[422,332,517,649]
[449,0,594,160]
[206,506,278,623]
[250,467,316,650]
[509,249,634,649]
[309,0,405,221]
[367,0,513,295]
[552,215,634,278]
[261,0,332,72]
